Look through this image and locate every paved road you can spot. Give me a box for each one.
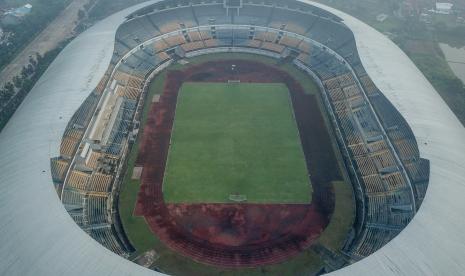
[0,0,91,87]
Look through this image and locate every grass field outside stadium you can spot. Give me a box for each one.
[163,82,312,204]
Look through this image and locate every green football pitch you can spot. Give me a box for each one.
[163,82,312,204]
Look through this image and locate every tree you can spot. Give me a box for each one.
[27,64,35,75]
[0,84,14,104]
[434,21,448,33]
[78,9,86,20]
[0,89,8,103]
[13,76,23,89]
[35,53,43,64]
[29,55,37,67]
[4,82,14,92]
[21,66,28,78]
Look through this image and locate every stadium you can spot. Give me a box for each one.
[1,0,465,275]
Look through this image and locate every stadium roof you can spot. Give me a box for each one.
[0,0,464,275]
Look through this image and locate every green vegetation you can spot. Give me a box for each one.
[0,0,102,133]
[119,54,319,255]
[164,82,311,204]
[0,0,71,70]
[312,0,401,29]
[409,52,465,122]
[119,54,354,274]
[118,70,167,257]
[316,181,354,251]
[118,153,158,255]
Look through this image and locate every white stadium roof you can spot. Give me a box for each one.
[0,0,464,275]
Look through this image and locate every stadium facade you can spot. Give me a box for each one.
[0,0,464,275]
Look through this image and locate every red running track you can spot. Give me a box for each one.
[134,60,339,267]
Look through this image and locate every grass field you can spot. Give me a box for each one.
[316,181,354,251]
[117,70,166,257]
[118,54,354,274]
[163,82,311,204]
[171,53,321,96]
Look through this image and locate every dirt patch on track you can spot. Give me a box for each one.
[134,60,340,267]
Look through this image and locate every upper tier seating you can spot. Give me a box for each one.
[270,8,316,35]
[193,4,231,25]
[234,4,270,26]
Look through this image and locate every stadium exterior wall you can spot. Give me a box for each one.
[0,0,464,275]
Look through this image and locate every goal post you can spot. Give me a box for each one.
[229,194,247,202]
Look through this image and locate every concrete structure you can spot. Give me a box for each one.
[434,2,454,14]
[1,4,32,26]
[376,14,388,22]
[0,0,464,275]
